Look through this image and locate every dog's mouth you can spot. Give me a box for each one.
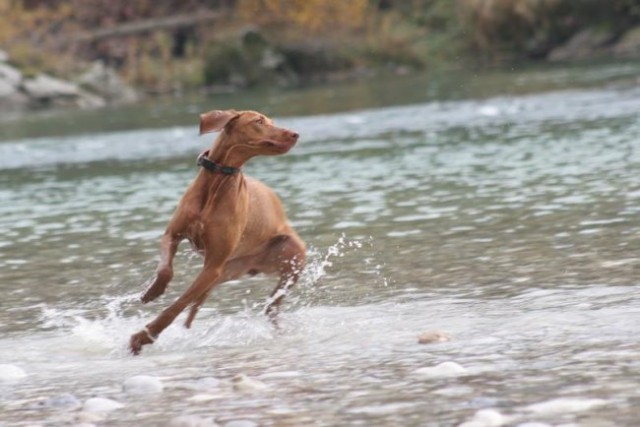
[262,140,295,153]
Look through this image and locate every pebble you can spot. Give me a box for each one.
[516,423,552,427]
[525,397,607,415]
[415,361,468,378]
[0,364,27,382]
[458,409,507,427]
[82,397,124,413]
[187,393,219,402]
[169,415,219,427]
[418,330,451,344]
[123,375,164,395]
[224,421,259,427]
[75,411,105,423]
[232,374,268,392]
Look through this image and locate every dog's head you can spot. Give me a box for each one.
[199,110,299,155]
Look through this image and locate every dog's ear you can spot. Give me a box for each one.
[199,110,239,135]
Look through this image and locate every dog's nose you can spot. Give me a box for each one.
[289,131,299,140]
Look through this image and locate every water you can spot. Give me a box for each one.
[1,63,640,426]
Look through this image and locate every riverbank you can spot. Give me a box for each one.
[0,0,639,117]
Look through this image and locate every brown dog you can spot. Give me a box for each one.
[129,110,306,355]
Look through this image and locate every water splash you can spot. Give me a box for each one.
[31,235,390,357]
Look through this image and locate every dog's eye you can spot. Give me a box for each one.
[255,119,264,125]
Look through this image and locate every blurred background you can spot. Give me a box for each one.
[1,0,639,118]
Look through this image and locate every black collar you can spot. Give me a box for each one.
[197,154,241,175]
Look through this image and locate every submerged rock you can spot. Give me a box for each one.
[42,393,82,410]
[417,330,451,344]
[82,397,124,412]
[415,361,467,378]
[123,375,164,395]
[0,364,27,381]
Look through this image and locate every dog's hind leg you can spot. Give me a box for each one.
[263,234,307,321]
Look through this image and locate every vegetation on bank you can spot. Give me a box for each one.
[0,0,639,101]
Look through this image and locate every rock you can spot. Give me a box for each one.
[0,364,27,381]
[418,330,451,344]
[548,29,613,62]
[0,49,8,62]
[23,73,79,99]
[169,415,219,427]
[77,61,138,104]
[0,78,17,98]
[82,397,124,413]
[415,361,468,378]
[123,375,164,395]
[21,73,105,109]
[458,409,507,427]
[613,27,640,58]
[0,63,22,86]
[232,374,269,392]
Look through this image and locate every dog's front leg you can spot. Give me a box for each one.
[130,261,223,355]
[141,232,181,303]
[130,224,242,355]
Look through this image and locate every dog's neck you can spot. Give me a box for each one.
[206,133,252,169]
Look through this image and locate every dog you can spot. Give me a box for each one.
[129,109,306,355]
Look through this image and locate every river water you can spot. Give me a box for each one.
[1,64,640,426]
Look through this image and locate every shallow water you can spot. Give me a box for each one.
[1,66,640,426]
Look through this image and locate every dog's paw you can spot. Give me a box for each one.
[129,330,154,355]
